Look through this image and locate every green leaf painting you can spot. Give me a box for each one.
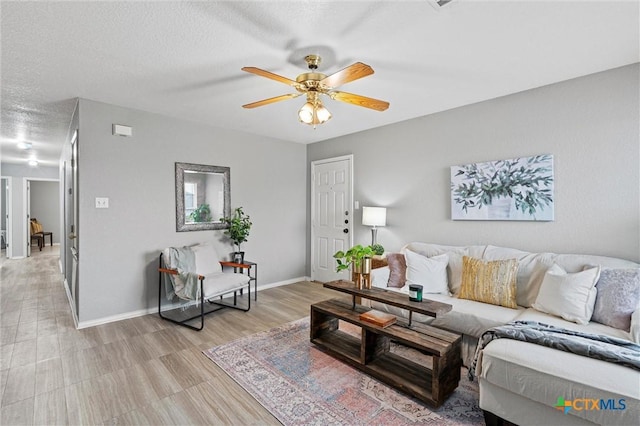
[450,154,554,221]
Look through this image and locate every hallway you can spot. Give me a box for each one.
[0,248,335,425]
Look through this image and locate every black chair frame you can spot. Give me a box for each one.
[157,252,251,331]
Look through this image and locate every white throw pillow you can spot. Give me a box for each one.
[532,263,601,325]
[404,250,449,294]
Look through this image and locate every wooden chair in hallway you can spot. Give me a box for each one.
[30,218,53,250]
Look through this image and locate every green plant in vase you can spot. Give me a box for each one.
[370,243,385,256]
[189,203,212,223]
[220,207,252,263]
[334,244,374,272]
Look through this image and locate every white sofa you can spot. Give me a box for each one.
[368,242,640,425]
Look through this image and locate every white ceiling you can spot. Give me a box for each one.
[1,1,638,168]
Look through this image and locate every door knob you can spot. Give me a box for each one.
[343,228,349,233]
[68,233,76,240]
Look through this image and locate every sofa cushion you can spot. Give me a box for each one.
[458,256,518,309]
[202,272,249,298]
[591,268,640,331]
[479,338,640,426]
[369,289,523,339]
[404,250,449,294]
[532,264,600,325]
[192,244,221,275]
[385,253,406,288]
[427,293,524,338]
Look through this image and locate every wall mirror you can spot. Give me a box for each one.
[175,162,230,232]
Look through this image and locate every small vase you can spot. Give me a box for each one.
[353,272,363,289]
[232,251,245,264]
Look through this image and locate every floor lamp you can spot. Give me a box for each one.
[362,206,386,246]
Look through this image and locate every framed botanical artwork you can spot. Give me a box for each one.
[450,154,554,221]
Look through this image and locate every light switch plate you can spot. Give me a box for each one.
[96,197,109,208]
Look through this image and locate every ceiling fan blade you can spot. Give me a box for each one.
[320,62,374,88]
[330,91,389,111]
[241,67,298,86]
[242,93,301,109]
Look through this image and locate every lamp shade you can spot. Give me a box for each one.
[362,206,386,227]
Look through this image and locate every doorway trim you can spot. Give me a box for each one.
[1,176,12,259]
[22,177,60,257]
[310,154,354,282]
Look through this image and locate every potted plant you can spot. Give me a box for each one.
[334,244,375,288]
[370,243,385,256]
[220,207,252,263]
[451,155,553,219]
[189,203,212,223]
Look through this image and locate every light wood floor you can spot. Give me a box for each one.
[0,248,343,425]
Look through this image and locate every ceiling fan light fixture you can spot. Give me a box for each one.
[298,94,332,127]
[315,103,332,123]
[298,101,315,123]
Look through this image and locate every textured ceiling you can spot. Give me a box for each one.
[1,1,639,167]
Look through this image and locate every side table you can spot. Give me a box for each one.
[220,260,258,301]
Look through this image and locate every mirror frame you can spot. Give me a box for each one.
[175,162,231,232]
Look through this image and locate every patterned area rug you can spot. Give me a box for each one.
[203,318,483,425]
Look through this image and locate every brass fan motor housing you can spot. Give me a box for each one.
[295,72,328,92]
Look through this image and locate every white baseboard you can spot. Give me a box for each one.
[257,276,310,291]
[76,277,311,329]
[78,307,155,329]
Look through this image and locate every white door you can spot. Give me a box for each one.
[311,155,353,282]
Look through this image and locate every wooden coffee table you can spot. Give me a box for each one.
[310,280,462,407]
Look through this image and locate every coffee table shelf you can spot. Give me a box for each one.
[311,296,461,407]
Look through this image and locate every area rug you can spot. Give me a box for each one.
[203,318,483,425]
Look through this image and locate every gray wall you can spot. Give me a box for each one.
[308,64,640,267]
[30,181,61,244]
[76,99,307,323]
[0,163,59,257]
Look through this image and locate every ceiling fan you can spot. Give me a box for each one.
[242,55,389,127]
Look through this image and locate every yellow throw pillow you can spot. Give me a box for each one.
[458,256,518,308]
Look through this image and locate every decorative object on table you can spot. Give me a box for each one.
[220,206,252,264]
[333,244,374,289]
[409,284,423,302]
[450,154,554,221]
[359,309,397,327]
[203,318,483,425]
[362,206,386,245]
[370,243,385,255]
